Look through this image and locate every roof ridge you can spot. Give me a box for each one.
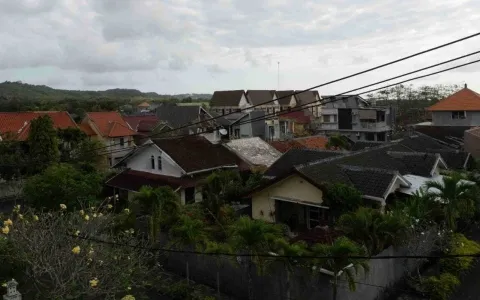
[339,164,399,175]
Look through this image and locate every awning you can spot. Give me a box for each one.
[272,196,329,209]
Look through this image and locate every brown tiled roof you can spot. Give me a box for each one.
[0,111,78,141]
[294,91,318,105]
[137,102,150,108]
[105,169,197,191]
[78,122,97,136]
[275,90,296,106]
[86,112,136,137]
[152,136,247,173]
[269,140,306,153]
[210,90,245,107]
[246,90,275,106]
[296,136,328,150]
[123,115,159,131]
[427,87,480,111]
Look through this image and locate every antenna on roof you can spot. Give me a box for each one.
[277,61,280,90]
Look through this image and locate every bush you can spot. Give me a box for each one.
[440,233,480,274]
[422,273,459,300]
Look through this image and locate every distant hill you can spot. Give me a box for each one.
[0,81,212,102]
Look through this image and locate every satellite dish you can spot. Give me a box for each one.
[219,128,228,136]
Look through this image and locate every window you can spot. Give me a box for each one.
[452,111,466,119]
[157,155,162,170]
[234,128,240,137]
[308,207,322,228]
[127,139,132,146]
[119,137,125,146]
[185,187,195,204]
[376,111,386,122]
[150,155,155,169]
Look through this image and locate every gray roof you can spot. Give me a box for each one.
[210,90,245,107]
[226,137,281,167]
[294,91,318,105]
[246,90,275,106]
[275,90,295,106]
[155,103,202,128]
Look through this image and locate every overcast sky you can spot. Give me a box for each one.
[0,0,479,94]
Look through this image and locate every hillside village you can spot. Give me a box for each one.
[0,83,480,300]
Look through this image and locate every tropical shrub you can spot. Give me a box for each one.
[440,233,480,274]
[323,183,364,219]
[422,273,459,300]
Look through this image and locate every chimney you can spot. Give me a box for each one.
[465,83,468,89]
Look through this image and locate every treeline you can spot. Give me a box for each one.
[0,81,212,119]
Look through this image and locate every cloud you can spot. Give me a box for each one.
[0,0,478,93]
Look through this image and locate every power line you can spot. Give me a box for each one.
[63,32,480,154]
[2,53,480,168]
[69,233,480,260]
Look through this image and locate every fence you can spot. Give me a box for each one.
[157,230,436,300]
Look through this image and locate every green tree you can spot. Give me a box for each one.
[0,137,25,180]
[200,170,244,220]
[228,217,283,300]
[27,115,60,174]
[23,163,103,210]
[425,174,476,231]
[311,237,369,300]
[325,135,350,150]
[323,183,364,220]
[338,207,409,255]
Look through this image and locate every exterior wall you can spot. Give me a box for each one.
[239,93,251,110]
[251,174,324,222]
[125,145,184,177]
[465,131,480,159]
[432,111,480,126]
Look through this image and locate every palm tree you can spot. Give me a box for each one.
[228,216,284,300]
[425,174,476,231]
[338,207,409,255]
[273,239,309,300]
[311,236,369,300]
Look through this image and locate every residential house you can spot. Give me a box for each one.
[123,114,160,133]
[274,90,298,111]
[318,95,394,142]
[251,144,449,232]
[294,90,322,118]
[215,111,266,140]
[80,112,136,166]
[210,90,250,115]
[427,84,480,126]
[0,111,78,141]
[278,110,313,137]
[225,137,281,168]
[137,101,151,113]
[105,136,249,204]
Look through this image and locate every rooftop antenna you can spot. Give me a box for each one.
[277,61,280,90]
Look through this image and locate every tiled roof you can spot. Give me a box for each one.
[427,87,480,111]
[225,137,281,167]
[340,165,398,198]
[264,149,342,178]
[106,169,198,191]
[137,120,161,132]
[137,102,150,107]
[123,115,159,131]
[294,91,318,105]
[246,90,275,106]
[349,140,385,151]
[296,136,328,150]
[269,140,306,153]
[0,111,78,141]
[152,136,248,173]
[275,90,295,106]
[78,122,96,136]
[155,103,206,129]
[86,112,136,137]
[210,90,245,107]
[413,126,467,148]
[278,110,312,124]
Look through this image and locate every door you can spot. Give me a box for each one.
[184,187,195,204]
[338,108,353,129]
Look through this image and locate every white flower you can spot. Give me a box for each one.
[60,204,67,210]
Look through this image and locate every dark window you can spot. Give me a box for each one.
[185,187,195,204]
[157,155,162,170]
[366,133,375,141]
[222,109,225,115]
[119,137,125,146]
[452,111,466,119]
[150,155,155,169]
[309,207,321,228]
[377,132,386,142]
[234,128,240,137]
[376,111,386,122]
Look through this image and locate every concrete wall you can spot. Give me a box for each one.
[464,131,480,159]
[251,174,324,222]
[432,111,480,126]
[158,230,436,300]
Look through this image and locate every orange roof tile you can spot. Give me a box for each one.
[86,112,136,137]
[295,136,328,150]
[427,87,480,111]
[79,122,97,136]
[137,102,150,107]
[0,111,78,141]
[269,140,306,153]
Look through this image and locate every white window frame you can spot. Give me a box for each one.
[451,111,466,120]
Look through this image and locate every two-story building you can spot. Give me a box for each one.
[105,136,249,204]
[210,90,251,115]
[80,112,136,166]
[318,95,394,142]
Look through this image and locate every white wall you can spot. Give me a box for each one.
[126,145,184,177]
[239,94,252,111]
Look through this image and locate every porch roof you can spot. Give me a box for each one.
[272,196,329,209]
